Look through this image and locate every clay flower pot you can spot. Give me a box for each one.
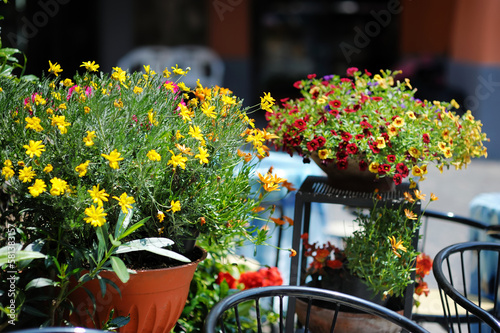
[69,246,207,332]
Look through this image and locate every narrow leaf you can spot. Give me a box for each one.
[25,278,56,290]
[109,256,130,283]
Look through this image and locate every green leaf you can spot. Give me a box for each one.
[114,206,134,239]
[117,217,149,241]
[96,225,107,261]
[109,256,130,283]
[143,247,190,263]
[115,237,174,253]
[25,277,57,290]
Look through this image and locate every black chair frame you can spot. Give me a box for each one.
[204,285,430,333]
[433,241,500,332]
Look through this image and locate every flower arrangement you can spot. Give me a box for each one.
[266,68,489,187]
[0,61,292,327]
[301,189,436,301]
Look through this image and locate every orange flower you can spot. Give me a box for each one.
[416,253,433,277]
[404,209,418,220]
[388,236,407,258]
[289,249,297,257]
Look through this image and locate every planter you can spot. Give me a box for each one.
[295,298,403,333]
[310,152,395,193]
[69,246,207,332]
[306,269,387,308]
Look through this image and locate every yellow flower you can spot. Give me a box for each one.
[84,205,107,227]
[114,99,124,109]
[376,136,386,149]
[167,200,181,213]
[80,61,100,72]
[318,149,329,160]
[411,165,423,177]
[175,144,194,156]
[88,184,109,207]
[51,115,71,134]
[63,78,74,87]
[111,67,128,87]
[257,172,286,192]
[413,189,426,201]
[163,68,171,78]
[403,192,415,203]
[2,166,15,180]
[167,150,188,170]
[83,131,96,146]
[84,106,91,114]
[48,60,63,76]
[23,140,46,158]
[171,64,186,76]
[101,149,124,169]
[50,177,68,196]
[28,179,47,197]
[147,109,158,126]
[406,111,416,120]
[404,209,418,220]
[175,130,185,140]
[188,125,204,141]
[147,149,162,162]
[430,193,439,201]
[260,92,275,113]
[368,162,379,173]
[43,164,53,173]
[75,160,90,177]
[25,116,44,132]
[201,102,216,118]
[408,147,420,158]
[179,103,194,123]
[195,146,210,164]
[113,192,135,214]
[392,116,405,128]
[19,166,36,183]
[133,86,143,94]
[157,211,165,222]
[389,236,407,258]
[221,95,236,105]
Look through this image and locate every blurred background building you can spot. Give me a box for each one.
[1,0,498,158]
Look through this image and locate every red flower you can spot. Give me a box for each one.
[358,160,368,171]
[293,118,307,132]
[336,158,349,170]
[422,133,431,144]
[396,163,409,178]
[416,253,433,277]
[238,271,263,290]
[355,134,364,140]
[316,136,326,148]
[341,132,352,142]
[329,109,340,117]
[387,155,396,163]
[393,173,403,185]
[307,73,317,79]
[378,163,391,175]
[293,81,303,89]
[415,281,430,297]
[346,67,358,76]
[346,143,358,155]
[306,139,320,152]
[360,119,373,129]
[326,259,343,269]
[371,96,383,101]
[216,272,238,289]
[329,99,342,108]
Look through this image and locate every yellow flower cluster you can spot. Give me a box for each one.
[2,61,281,233]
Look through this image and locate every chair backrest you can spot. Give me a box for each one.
[204,285,430,333]
[433,241,500,332]
[117,45,225,88]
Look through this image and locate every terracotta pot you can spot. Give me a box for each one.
[69,246,207,332]
[310,152,395,193]
[295,298,403,333]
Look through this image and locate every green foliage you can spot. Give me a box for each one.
[0,63,290,328]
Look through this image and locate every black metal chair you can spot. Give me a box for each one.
[433,241,500,332]
[204,285,430,333]
[10,328,107,332]
[412,210,500,328]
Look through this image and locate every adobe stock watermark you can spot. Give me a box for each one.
[212,0,243,22]
[340,0,403,63]
[463,74,500,112]
[5,223,18,326]
[7,0,71,49]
